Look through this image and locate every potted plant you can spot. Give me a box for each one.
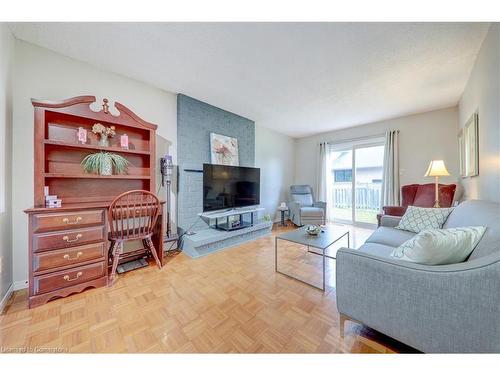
[92,123,116,147]
[81,152,130,176]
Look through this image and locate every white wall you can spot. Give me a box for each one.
[0,24,14,303]
[458,23,500,202]
[295,107,460,195]
[12,40,177,286]
[255,125,295,221]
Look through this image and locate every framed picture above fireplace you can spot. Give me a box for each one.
[210,132,239,166]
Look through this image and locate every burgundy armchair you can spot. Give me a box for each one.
[378,183,457,226]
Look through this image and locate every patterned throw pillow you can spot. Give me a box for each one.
[396,206,454,233]
[391,226,486,265]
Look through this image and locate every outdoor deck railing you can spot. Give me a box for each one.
[331,182,381,210]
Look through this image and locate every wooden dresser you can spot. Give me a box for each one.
[25,96,163,308]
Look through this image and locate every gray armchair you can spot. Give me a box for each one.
[288,185,326,226]
[336,200,500,353]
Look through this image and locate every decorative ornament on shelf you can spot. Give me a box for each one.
[92,123,116,147]
[81,152,130,176]
[120,133,129,149]
[77,127,87,144]
[102,98,110,114]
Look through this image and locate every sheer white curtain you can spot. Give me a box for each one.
[316,142,328,201]
[381,130,400,206]
[317,142,334,222]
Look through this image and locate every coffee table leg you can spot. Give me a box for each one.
[347,231,350,248]
[322,247,326,291]
[275,236,278,272]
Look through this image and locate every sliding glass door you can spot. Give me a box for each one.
[329,139,384,226]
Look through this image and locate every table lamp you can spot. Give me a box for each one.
[424,160,450,207]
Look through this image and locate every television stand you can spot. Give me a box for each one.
[199,207,265,232]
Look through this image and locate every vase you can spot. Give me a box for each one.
[98,134,110,147]
[100,157,113,176]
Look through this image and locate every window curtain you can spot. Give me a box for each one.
[316,142,328,202]
[317,142,334,222]
[381,130,400,207]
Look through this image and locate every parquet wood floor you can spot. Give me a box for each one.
[0,222,417,353]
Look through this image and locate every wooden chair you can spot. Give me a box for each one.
[108,190,162,284]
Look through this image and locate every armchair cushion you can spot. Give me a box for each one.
[314,201,327,209]
[381,205,406,217]
[292,194,314,206]
[300,206,324,217]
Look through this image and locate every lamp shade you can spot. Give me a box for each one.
[425,160,450,177]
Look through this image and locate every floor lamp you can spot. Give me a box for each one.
[424,160,450,208]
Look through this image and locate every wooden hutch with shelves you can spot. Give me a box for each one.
[25,96,164,308]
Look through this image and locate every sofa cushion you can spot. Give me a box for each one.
[443,200,500,260]
[358,242,395,259]
[299,206,324,217]
[391,226,486,265]
[396,206,453,233]
[365,227,415,248]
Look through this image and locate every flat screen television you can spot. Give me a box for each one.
[203,163,260,212]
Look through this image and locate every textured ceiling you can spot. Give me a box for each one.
[9,22,489,138]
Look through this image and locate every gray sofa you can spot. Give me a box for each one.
[288,185,326,226]
[336,200,500,353]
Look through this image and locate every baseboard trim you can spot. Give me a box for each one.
[13,279,28,291]
[0,283,14,314]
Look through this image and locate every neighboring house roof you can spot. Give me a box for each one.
[332,148,384,170]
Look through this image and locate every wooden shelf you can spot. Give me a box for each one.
[44,173,151,180]
[33,96,157,207]
[44,139,150,156]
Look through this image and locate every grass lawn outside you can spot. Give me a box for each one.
[331,207,379,224]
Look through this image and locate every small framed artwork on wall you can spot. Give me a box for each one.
[210,133,239,166]
[459,112,479,178]
[458,129,466,178]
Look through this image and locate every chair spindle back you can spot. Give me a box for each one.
[108,190,161,240]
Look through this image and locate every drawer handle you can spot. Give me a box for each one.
[62,234,83,243]
[63,272,83,282]
[63,216,82,225]
[63,251,83,260]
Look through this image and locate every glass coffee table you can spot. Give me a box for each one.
[275,226,350,291]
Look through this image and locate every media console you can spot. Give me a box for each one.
[198,207,265,231]
[180,207,271,258]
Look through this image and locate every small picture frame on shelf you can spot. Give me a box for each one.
[77,127,87,144]
[120,134,129,149]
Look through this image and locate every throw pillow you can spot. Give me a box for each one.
[391,226,486,265]
[396,206,454,233]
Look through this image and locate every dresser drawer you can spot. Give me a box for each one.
[33,262,106,295]
[33,242,106,273]
[33,210,105,233]
[33,226,105,252]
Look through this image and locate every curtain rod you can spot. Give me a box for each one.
[320,130,399,146]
